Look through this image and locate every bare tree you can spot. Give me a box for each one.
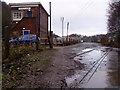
[107,1,120,46]
[108,1,120,32]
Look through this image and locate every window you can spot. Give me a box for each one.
[13,11,23,21]
[27,11,32,17]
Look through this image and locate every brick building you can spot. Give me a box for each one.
[9,2,49,43]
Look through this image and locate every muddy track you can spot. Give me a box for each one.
[14,43,104,88]
[70,49,95,59]
[69,48,111,88]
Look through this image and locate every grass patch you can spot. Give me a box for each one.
[2,44,51,88]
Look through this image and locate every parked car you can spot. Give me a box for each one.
[9,34,40,45]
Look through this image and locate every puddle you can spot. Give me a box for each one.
[65,70,87,87]
[82,48,93,52]
[66,47,119,88]
[79,71,119,88]
[76,48,94,55]
[74,49,104,69]
[65,74,82,87]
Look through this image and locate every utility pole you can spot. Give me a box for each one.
[67,22,69,42]
[49,2,53,48]
[61,17,64,45]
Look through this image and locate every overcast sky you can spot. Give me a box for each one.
[3,0,110,36]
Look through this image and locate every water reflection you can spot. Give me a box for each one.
[118,51,120,86]
[107,71,118,87]
[82,49,93,52]
[106,50,119,87]
[66,47,119,88]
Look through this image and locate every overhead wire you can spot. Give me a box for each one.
[76,0,95,17]
[69,0,96,34]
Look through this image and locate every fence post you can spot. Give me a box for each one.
[4,26,10,58]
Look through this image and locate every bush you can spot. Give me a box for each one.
[100,37,120,48]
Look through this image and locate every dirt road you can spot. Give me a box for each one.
[16,43,119,88]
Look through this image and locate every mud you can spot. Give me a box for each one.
[16,43,119,88]
[66,44,119,88]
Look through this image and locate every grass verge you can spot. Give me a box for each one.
[2,45,52,88]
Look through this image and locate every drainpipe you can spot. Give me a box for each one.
[36,3,40,50]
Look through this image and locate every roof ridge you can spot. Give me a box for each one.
[9,2,41,6]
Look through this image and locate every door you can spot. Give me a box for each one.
[23,30,30,35]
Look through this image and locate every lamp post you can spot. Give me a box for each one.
[61,17,64,45]
[67,22,69,42]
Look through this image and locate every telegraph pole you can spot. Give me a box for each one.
[49,2,53,48]
[49,2,52,37]
[67,22,69,42]
[61,17,64,45]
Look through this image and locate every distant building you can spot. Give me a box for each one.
[69,34,81,41]
[81,34,105,43]
[9,2,49,43]
[53,34,62,45]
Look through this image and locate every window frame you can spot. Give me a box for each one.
[12,11,23,21]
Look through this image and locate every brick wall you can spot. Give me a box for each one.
[11,17,37,38]
[40,6,48,39]
[10,4,49,43]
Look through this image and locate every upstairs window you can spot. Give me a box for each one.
[27,11,32,17]
[12,11,23,21]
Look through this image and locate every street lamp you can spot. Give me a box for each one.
[67,22,69,42]
[61,17,64,45]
